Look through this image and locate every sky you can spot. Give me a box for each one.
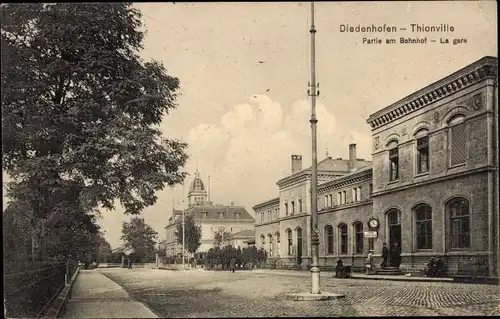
[2,1,497,249]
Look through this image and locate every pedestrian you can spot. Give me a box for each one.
[335,258,344,278]
[393,242,401,268]
[230,257,236,273]
[380,242,388,268]
[425,257,436,277]
[435,257,445,277]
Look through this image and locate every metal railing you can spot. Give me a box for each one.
[4,259,78,318]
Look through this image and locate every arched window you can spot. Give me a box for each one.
[415,204,432,250]
[286,229,293,256]
[260,234,265,247]
[276,233,281,257]
[339,224,348,254]
[447,198,470,249]
[268,234,273,257]
[325,225,334,255]
[448,115,467,166]
[354,222,364,253]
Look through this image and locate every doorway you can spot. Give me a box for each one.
[387,209,402,267]
[296,228,302,265]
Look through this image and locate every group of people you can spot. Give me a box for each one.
[380,242,402,268]
[365,242,402,270]
[424,257,446,277]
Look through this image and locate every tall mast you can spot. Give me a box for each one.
[308,0,321,295]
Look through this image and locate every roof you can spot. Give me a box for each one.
[230,229,255,238]
[187,205,254,221]
[277,156,372,187]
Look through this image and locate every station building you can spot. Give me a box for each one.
[253,56,498,276]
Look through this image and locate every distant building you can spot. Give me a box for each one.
[164,170,255,256]
[226,229,255,249]
[253,56,499,277]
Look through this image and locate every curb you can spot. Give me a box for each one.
[42,267,80,319]
[349,275,454,283]
[250,270,456,284]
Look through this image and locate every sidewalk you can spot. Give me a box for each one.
[60,270,157,318]
[250,269,454,283]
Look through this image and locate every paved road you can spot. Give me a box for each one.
[99,268,500,317]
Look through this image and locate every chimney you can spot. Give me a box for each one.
[291,155,303,174]
[348,144,357,172]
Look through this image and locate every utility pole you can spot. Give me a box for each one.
[156,237,160,269]
[182,180,186,270]
[307,1,321,295]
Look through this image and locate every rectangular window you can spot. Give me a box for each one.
[451,218,470,249]
[369,183,373,195]
[285,203,288,216]
[389,147,399,181]
[417,136,429,174]
[298,199,302,213]
[260,212,264,222]
[291,201,295,214]
[352,188,356,202]
[356,187,361,201]
[329,194,333,207]
[340,225,348,254]
[324,195,328,208]
[342,191,346,204]
[336,192,341,205]
[450,123,466,166]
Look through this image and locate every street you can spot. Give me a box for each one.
[99,268,499,317]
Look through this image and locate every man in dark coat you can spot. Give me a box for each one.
[230,257,236,273]
[380,242,389,268]
[392,242,402,268]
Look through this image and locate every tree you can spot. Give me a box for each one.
[121,217,158,263]
[1,3,188,260]
[174,213,202,254]
[213,229,232,247]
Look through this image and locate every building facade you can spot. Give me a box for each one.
[164,171,255,256]
[253,56,498,276]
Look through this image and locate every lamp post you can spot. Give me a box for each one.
[308,1,321,295]
[182,181,186,270]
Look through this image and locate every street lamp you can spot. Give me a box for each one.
[308,0,321,295]
[287,3,344,300]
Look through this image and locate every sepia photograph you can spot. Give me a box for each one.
[2,1,498,318]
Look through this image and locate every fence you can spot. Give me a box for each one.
[4,259,78,318]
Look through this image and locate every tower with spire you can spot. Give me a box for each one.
[187,169,208,207]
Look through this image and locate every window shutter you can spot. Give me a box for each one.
[450,123,466,166]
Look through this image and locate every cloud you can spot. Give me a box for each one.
[186,95,372,213]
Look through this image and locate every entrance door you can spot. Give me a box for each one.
[296,228,302,265]
[387,209,402,267]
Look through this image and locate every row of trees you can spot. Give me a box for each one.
[2,3,187,269]
[204,245,268,270]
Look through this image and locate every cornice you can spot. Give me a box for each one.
[277,170,341,190]
[252,197,280,210]
[317,169,373,193]
[318,199,373,214]
[367,56,497,130]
